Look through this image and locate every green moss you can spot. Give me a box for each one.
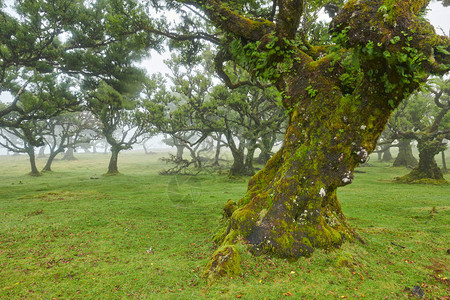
[231,207,258,237]
[211,226,228,245]
[203,245,241,281]
[222,229,239,245]
[223,199,237,218]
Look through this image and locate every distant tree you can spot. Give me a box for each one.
[142,72,215,172]
[163,50,287,176]
[210,83,286,176]
[1,0,161,128]
[396,78,450,183]
[386,99,419,167]
[0,121,43,176]
[41,111,98,171]
[87,79,148,175]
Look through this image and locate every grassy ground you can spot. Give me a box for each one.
[0,151,449,299]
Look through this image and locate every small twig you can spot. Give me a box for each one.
[391,242,406,249]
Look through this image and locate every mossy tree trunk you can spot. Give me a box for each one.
[397,138,446,182]
[195,0,450,279]
[26,146,40,176]
[243,139,257,176]
[393,139,418,167]
[229,146,246,176]
[226,133,255,177]
[107,146,122,175]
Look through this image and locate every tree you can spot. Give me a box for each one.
[1,0,161,128]
[0,121,43,176]
[210,83,286,176]
[41,111,98,171]
[160,0,450,279]
[87,80,148,175]
[162,49,287,176]
[385,99,418,167]
[396,78,450,183]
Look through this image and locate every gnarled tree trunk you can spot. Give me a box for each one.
[26,147,40,176]
[200,0,450,280]
[107,146,121,175]
[397,138,447,183]
[393,139,418,167]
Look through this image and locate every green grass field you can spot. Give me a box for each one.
[0,151,449,299]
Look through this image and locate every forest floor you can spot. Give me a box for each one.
[0,150,449,299]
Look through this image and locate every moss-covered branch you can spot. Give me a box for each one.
[182,0,275,41]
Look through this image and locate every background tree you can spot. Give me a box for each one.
[87,80,147,175]
[162,49,287,176]
[41,111,98,172]
[1,0,161,128]
[386,99,419,167]
[0,120,43,176]
[396,78,450,183]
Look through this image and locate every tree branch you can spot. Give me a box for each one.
[182,0,275,42]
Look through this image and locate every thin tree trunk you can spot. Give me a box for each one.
[442,150,447,172]
[42,150,64,172]
[107,147,120,175]
[27,147,40,176]
[143,140,149,154]
[213,134,222,166]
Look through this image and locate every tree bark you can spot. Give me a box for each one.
[107,147,120,175]
[229,148,246,177]
[176,145,184,160]
[62,147,76,160]
[393,139,418,167]
[442,150,448,173]
[213,134,222,166]
[27,147,40,176]
[243,141,257,176]
[255,134,276,165]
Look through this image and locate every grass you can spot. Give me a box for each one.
[0,151,449,299]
